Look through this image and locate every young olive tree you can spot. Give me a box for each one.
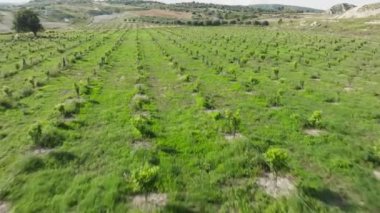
[225,110,241,136]
[307,110,322,128]
[131,164,160,200]
[264,147,289,183]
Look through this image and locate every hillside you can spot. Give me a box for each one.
[338,3,380,18]
[327,3,356,14]
[249,4,323,13]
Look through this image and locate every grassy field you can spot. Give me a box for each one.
[1,22,380,212]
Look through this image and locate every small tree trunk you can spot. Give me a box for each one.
[274,171,278,189]
[33,31,37,37]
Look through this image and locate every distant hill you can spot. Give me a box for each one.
[327,3,356,14]
[249,4,323,13]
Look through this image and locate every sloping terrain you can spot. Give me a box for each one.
[327,3,356,14]
[131,9,192,19]
[0,11,12,33]
[338,3,380,18]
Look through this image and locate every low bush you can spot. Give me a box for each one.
[28,123,65,148]
[131,115,154,138]
[132,94,150,111]
[18,86,34,99]
[130,163,160,195]
[0,96,14,110]
[305,111,323,128]
[19,156,45,173]
[55,99,82,118]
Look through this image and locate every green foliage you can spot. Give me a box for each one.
[224,110,241,136]
[74,83,80,97]
[243,77,259,92]
[28,123,64,148]
[17,86,34,98]
[55,100,81,118]
[131,94,150,111]
[19,156,45,173]
[131,115,154,138]
[306,111,323,128]
[196,94,214,110]
[131,164,160,195]
[1,23,380,212]
[0,96,14,110]
[273,68,280,80]
[13,9,44,36]
[264,148,289,174]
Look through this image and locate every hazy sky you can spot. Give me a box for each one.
[0,0,379,9]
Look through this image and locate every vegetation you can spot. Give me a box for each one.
[0,2,379,212]
[13,8,44,36]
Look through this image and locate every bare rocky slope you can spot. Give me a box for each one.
[327,3,356,14]
[337,3,380,18]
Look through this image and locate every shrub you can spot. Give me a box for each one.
[273,68,280,80]
[132,94,150,111]
[131,164,159,197]
[196,95,214,110]
[131,115,154,138]
[229,68,237,81]
[55,100,81,118]
[74,83,80,97]
[192,81,201,93]
[179,74,190,82]
[2,86,12,97]
[47,151,76,166]
[267,94,282,107]
[27,76,36,88]
[224,110,241,136]
[306,111,323,128]
[264,147,289,177]
[134,84,146,95]
[28,123,64,148]
[364,145,380,166]
[19,156,45,173]
[18,86,34,98]
[0,96,14,109]
[294,80,305,90]
[244,77,260,92]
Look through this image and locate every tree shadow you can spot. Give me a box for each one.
[302,186,353,211]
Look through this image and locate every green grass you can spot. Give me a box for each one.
[0,24,380,212]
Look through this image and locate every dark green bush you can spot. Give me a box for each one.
[0,96,14,109]
[131,115,154,138]
[19,156,45,173]
[29,123,64,148]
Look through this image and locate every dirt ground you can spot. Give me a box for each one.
[256,173,296,198]
[132,9,192,20]
[0,202,8,213]
[0,11,12,33]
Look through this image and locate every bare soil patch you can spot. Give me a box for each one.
[132,9,192,20]
[0,202,9,213]
[256,173,296,198]
[205,109,219,114]
[131,140,152,150]
[343,87,353,92]
[33,148,54,155]
[132,193,167,211]
[225,133,244,141]
[374,170,380,180]
[304,129,325,136]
